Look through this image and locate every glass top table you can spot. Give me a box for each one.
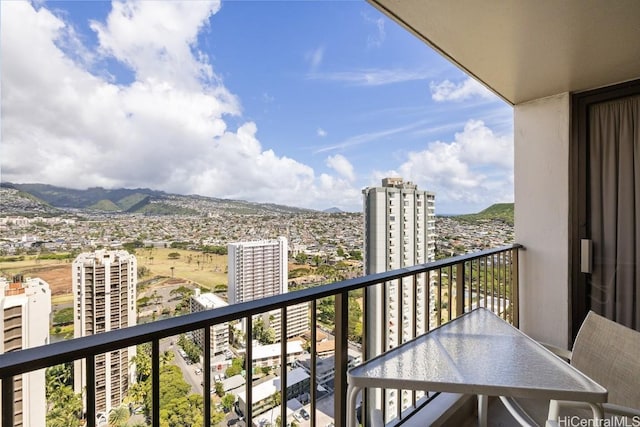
[347,308,607,427]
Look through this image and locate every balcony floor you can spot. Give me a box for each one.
[459,397,549,427]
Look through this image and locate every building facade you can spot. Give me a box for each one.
[73,250,137,419]
[189,290,229,356]
[236,367,310,417]
[228,238,308,340]
[363,177,435,416]
[0,276,51,427]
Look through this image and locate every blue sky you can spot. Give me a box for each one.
[1,0,513,214]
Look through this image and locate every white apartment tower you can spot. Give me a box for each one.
[0,276,51,427]
[363,177,435,418]
[228,238,308,340]
[73,250,136,418]
[190,290,230,355]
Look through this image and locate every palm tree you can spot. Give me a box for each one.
[108,405,129,427]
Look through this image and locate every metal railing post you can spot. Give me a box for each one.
[204,328,211,427]
[152,339,160,427]
[280,306,288,425]
[512,247,520,328]
[310,300,317,427]
[2,375,14,427]
[334,291,349,427]
[455,262,465,317]
[86,355,96,427]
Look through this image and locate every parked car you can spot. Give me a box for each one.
[299,409,310,420]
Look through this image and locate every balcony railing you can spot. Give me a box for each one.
[0,244,521,427]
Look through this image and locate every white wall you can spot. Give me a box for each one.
[514,92,571,348]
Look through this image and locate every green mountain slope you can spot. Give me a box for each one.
[0,182,314,216]
[117,193,149,211]
[455,203,514,225]
[88,199,121,211]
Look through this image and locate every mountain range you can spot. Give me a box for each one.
[0,182,315,216]
[0,182,514,222]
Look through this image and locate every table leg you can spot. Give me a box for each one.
[347,384,361,427]
[478,394,488,427]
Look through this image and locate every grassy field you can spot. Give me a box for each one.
[137,247,228,289]
[0,257,71,275]
[0,248,229,293]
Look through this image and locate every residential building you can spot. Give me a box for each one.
[73,250,136,418]
[0,276,51,427]
[295,352,360,390]
[236,367,310,417]
[228,238,308,340]
[250,340,305,369]
[363,177,436,416]
[189,290,229,356]
[2,2,640,427]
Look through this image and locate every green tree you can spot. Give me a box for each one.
[108,405,129,427]
[221,393,236,411]
[294,252,308,264]
[215,381,224,397]
[46,364,82,427]
[225,357,244,378]
[262,327,276,344]
[177,334,201,364]
[169,286,194,301]
[137,266,150,278]
[52,307,74,326]
[168,252,181,259]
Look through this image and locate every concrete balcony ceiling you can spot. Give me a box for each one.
[368,0,640,105]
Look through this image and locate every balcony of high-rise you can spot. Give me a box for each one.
[2,0,640,426]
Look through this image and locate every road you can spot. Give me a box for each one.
[160,336,203,394]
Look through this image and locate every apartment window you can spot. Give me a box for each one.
[389,215,395,221]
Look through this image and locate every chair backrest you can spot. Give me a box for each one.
[571,311,640,409]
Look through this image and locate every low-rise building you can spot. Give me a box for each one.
[295,352,360,390]
[237,367,310,417]
[189,290,229,356]
[250,341,305,369]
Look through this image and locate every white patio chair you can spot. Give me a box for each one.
[547,311,640,420]
[504,311,640,426]
[545,311,640,426]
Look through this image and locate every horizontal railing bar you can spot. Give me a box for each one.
[0,244,522,378]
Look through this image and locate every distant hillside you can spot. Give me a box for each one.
[324,207,343,213]
[0,187,60,216]
[0,182,315,216]
[454,203,514,225]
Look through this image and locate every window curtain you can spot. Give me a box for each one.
[589,95,640,330]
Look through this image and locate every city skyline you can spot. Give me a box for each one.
[1,0,513,214]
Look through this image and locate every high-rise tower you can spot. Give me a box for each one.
[0,276,51,427]
[73,250,136,419]
[228,237,308,341]
[363,177,435,418]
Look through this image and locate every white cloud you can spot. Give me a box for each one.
[363,13,385,48]
[374,120,513,213]
[309,68,434,86]
[430,78,494,102]
[0,1,358,211]
[305,46,324,71]
[316,119,430,153]
[326,154,355,182]
[317,128,327,137]
[89,0,221,90]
